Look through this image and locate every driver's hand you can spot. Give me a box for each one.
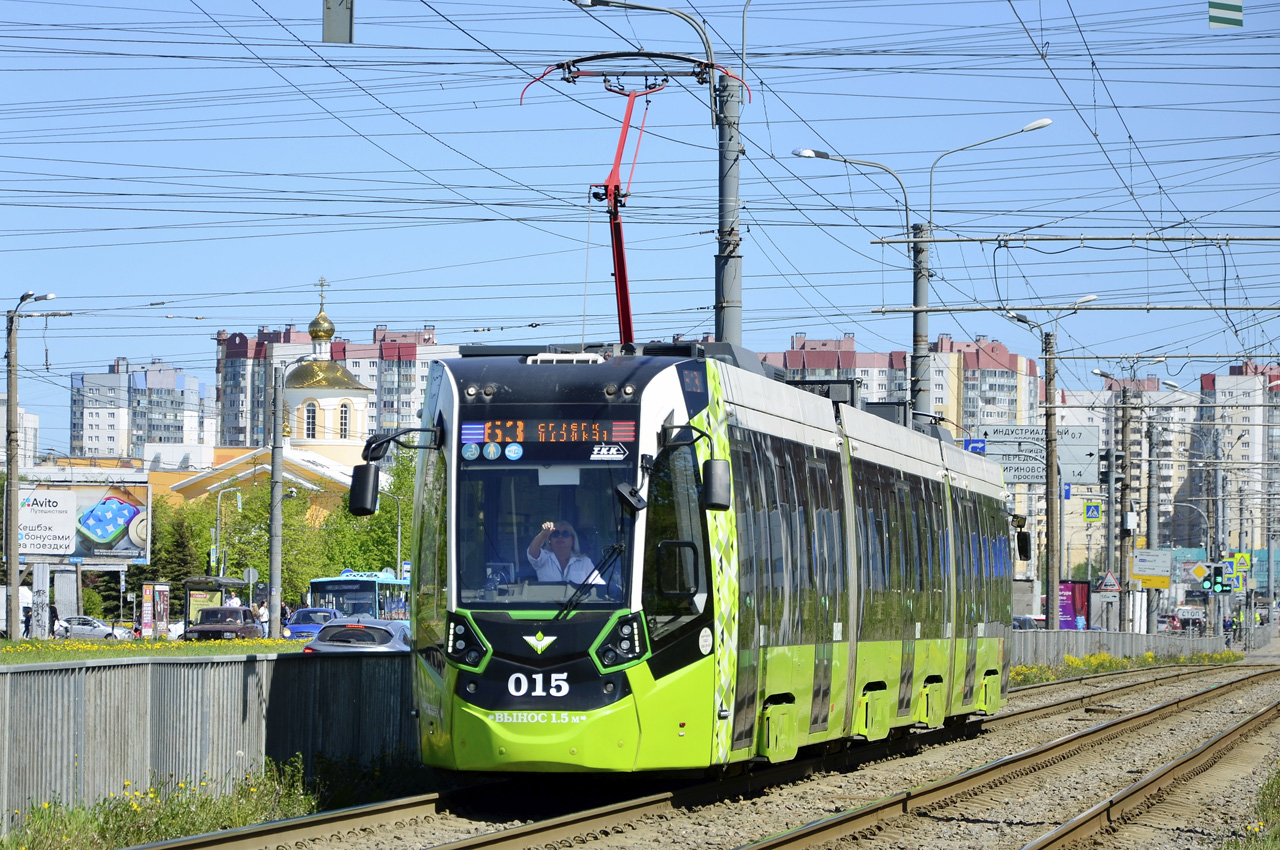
[541,521,554,533]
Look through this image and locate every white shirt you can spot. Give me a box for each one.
[258,606,268,624]
[526,549,602,584]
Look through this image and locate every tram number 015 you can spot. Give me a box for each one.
[508,672,569,697]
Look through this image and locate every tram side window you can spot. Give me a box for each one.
[856,460,896,643]
[414,450,448,645]
[783,444,809,644]
[641,445,711,646]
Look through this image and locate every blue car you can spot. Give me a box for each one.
[281,607,341,640]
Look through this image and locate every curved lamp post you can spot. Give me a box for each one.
[268,354,317,638]
[1006,293,1095,630]
[6,291,55,638]
[793,118,1052,422]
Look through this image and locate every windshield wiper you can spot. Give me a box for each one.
[553,543,625,621]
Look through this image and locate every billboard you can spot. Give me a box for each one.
[18,483,150,566]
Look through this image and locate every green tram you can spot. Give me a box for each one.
[349,342,1017,773]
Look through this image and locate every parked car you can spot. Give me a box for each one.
[183,606,261,641]
[281,607,341,640]
[1012,614,1042,630]
[63,615,133,640]
[1156,613,1182,632]
[302,617,411,654]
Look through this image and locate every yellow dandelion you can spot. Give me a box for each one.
[250,787,257,793]
[178,782,184,788]
[200,781,207,787]
[123,781,131,787]
[42,802,49,809]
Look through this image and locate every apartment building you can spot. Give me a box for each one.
[758,332,1039,439]
[70,358,208,459]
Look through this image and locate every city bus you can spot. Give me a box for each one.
[309,569,410,620]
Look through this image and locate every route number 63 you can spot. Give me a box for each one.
[508,672,569,697]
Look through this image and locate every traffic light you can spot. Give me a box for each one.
[1202,569,1214,592]
[1212,565,1226,594]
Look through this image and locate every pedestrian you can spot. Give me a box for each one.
[21,606,30,639]
[257,601,268,637]
[226,589,242,608]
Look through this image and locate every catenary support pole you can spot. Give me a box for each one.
[1044,330,1059,630]
[911,223,931,422]
[714,74,742,346]
[1146,420,1159,634]
[1119,386,1133,631]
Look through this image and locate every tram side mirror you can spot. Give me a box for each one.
[349,463,380,516]
[617,481,647,512]
[703,459,730,511]
[656,541,698,599]
[1016,531,1032,561]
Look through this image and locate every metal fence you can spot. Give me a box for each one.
[1010,627,1263,667]
[0,628,1267,829]
[0,652,415,832]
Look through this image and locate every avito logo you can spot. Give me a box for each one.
[21,496,61,509]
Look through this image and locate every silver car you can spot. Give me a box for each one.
[63,615,133,640]
[302,617,411,654]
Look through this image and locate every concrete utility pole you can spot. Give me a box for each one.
[714,73,742,347]
[1043,330,1059,629]
[1119,386,1133,631]
[1145,420,1159,634]
[911,223,931,422]
[268,366,284,639]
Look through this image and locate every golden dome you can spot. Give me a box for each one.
[286,359,369,390]
[309,309,336,341]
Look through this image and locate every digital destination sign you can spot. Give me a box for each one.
[461,420,636,444]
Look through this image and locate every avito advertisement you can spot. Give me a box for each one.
[18,483,150,566]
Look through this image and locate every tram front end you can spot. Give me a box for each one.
[383,352,725,773]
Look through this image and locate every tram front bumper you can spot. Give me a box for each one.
[451,695,641,772]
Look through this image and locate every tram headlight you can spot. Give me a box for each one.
[594,614,646,670]
[446,613,487,669]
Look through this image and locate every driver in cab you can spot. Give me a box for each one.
[527,521,602,585]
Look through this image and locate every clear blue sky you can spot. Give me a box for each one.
[0,0,1275,450]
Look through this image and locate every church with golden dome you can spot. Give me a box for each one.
[281,291,374,467]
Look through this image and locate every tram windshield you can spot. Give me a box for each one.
[454,461,636,611]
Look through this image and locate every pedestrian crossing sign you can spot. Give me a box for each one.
[1084,501,1102,522]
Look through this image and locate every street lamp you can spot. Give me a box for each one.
[213,486,242,577]
[794,118,1052,423]
[6,290,54,639]
[1007,293,1094,630]
[269,354,317,638]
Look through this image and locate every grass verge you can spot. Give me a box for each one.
[0,759,315,850]
[0,752,440,850]
[1010,648,1244,687]
[0,637,307,664]
[1222,760,1280,849]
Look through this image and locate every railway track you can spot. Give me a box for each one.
[125,664,1266,850]
[736,667,1280,849]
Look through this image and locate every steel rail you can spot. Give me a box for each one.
[1020,694,1280,849]
[124,791,442,850]
[124,664,1239,850]
[732,666,1280,850]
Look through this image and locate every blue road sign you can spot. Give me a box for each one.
[1063,483,1071,499]
[964,439,986,455]
[1084,502,1102,521]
